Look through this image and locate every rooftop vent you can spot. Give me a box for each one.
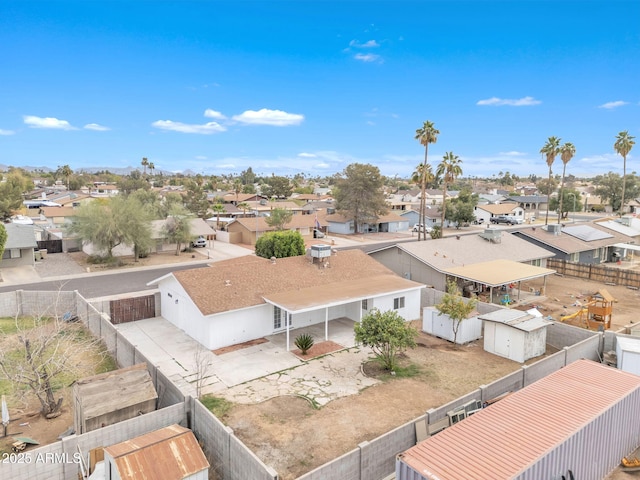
[479,228,502,243]
[224,280,231,287]
[270,256,276,264]
[547,224,562,235]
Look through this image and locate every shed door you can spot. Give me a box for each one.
[495,326,510,358]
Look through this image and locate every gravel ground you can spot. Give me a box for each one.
[34,252,87,277]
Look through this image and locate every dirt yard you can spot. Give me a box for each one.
[221,273,640,480]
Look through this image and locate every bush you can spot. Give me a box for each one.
[294,333,314,355]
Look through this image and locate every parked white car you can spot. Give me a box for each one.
[191,236,207,248]
[413,224,433,233]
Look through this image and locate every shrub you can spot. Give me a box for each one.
[294,333,314,355]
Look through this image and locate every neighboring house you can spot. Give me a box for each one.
[148,249,424,351]
[502,195,548,218]
[325,212,409,234]
[368,229,555,292]
[39,206,78,226]
[473,203,525,224]
[385,194,413,212]
[400,209,420,228]
[102,424,209,480]
[396,359,640,480]
[226,214,327,245]
[220,192,266,205]
[301,200,335,215]
[475,193,507,204]
[88,183,119,197]
[1,223,37,268]
[512,223,636,264]
[292,193,333,202]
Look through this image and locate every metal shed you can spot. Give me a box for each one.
[396,359,640,480]
[422,306,482,344]
[616,334,640,376]
[72,364,157,434]
[479,308,551,363]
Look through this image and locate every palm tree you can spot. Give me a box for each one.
[414,121,440,240]
[436,152,462,232]
[411,163,434,232]
[614,131,636,215]
[212,203,225,229]
[57,164,73,190]
[237,202,251,217]
[540,136,561,225]
[148,162,155,177]
[557,142,576,222]
[141,157,149,176]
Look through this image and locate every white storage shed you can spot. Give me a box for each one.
[422,306,482,344]
[616,335,640,376]
[479,308,551,363]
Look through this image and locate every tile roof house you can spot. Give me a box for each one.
[1,223,37,268]
[368,230,555,295]
[226,214,327,245]
[148,249,424,351]
[103,424,209,480]
[396,359,640,480]
[513,223,636,264]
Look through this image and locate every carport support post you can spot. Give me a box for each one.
[489,286,494,304]
[286,311,290,351]
[325,307,329,341]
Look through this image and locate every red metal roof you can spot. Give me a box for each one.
[399,359,640,479]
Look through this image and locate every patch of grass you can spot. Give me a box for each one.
[200,394,233,418]
[386,363,422,379]
[95,350,118,374]
[0,316,51,335]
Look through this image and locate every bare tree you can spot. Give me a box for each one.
[0,296,107,418]
[192,343,213,398]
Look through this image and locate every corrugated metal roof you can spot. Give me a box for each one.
[104,424,209,479]
[398,360,640,480]
[478,309,552,332]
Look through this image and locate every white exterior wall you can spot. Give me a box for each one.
[159,277,210,347]
[616,337,640,376]
[369,289,421,321]
[523,327,547,361]
[484,322,546,363]
[206,304,272,350]
[327,221,354,235]
[422,307,482,344]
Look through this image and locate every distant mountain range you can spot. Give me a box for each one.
[0,164,181,176]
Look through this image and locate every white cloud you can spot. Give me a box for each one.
[349,39,380,48]
[298,152,317,158]
[315,162,330,169]
[499,151,527,156]
[84,123,110,131]
[476,96,541,106]
[354,53,381,63]
[204,109,226,119]
[216,163,236,169]
[0,129,15,136]
[598,100,628,109]
[151,120,227,134]
[23,115,76,130]
[232,108,304,126]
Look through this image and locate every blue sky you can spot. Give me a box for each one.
[1,1,638,180]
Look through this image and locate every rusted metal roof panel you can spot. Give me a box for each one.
[104,424,209,479]
[398,360,640,480]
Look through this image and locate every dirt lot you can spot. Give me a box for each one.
[222,273,640,480]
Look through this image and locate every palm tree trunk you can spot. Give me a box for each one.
[441,183,447,231]
[545,168,552,225]
[558,164,567,223]
[420,145,429,241]
[620,155,627,215]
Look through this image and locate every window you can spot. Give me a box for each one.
[362,299,368,310]
[569,252,579,263]
[274,306,282,329]
[274,307,291,330]
[593,248,599,259]
[530,259,542,267]
[393,297,405,310]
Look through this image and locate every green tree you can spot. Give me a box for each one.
[265,207,293,231]
[185,180,210,218]
[436,280,477,346]
[240,166,256,186]
[593,172,640,212]
[117,170,150,195]
[56,164,73,190]
[0,223,7,261]
[445,189,477,227]
[540,136,561,225]
[536,177,558,196]
[354,308,418,371]
[436,152,463,230]
[0,173,28,221]
[333,163,388,234]
[162,205,193,255]
[411,163,435,235]
[262,175,292,198]
[255,230,305,259]
[614,131,636,214]
[237,202,251,216]
[557,142,576,223]
[211,203,225,229]
[415,121,440,241]
[549,188,582,219]
[65,196,153,259]
[141,157,149,176]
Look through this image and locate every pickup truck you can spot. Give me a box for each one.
[490,215,522,225]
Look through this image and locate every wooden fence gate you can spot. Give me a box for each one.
[37,239,63,254]
[110,295,156,324]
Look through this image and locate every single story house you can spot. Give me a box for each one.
[396,359,640,480]
[513,223,636,264]
[226,214,328,245]
[325,212,409,234]
[368,229,555,293]
[502,195,548,218]
[102,424,209,480]
[474,203,525,224]
[148,249,424,351]
[1,223,37,268]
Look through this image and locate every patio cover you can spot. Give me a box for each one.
[443,259,555,287]
[263,274,424,313]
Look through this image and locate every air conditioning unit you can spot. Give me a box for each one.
[547,224,562,235]
[310,244,332,259]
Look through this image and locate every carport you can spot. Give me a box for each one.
[443,259,555,304]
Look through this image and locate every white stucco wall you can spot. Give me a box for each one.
[206,304,273,350]
[369,289,421,321]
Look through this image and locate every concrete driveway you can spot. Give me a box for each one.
[115,316,376,405]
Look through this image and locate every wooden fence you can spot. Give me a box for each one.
[110,295,156,324]
[547,259,640,288]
